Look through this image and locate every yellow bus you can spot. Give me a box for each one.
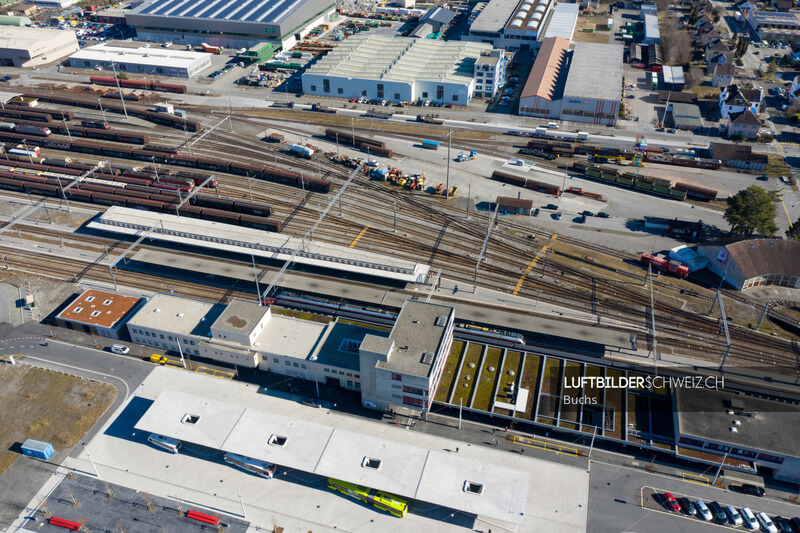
[327,478,408,518]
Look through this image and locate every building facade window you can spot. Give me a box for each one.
[391,373,402,381]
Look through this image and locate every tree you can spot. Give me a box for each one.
[661,19,693,65]
[766,60,778,77]
[787,218,800,240]
[684,67,703,88]
[724,186,781,236]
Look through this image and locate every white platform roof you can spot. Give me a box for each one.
[89,207,430,283]
[136,389,530,524]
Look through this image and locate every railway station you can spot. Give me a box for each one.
[88,207,431,284]
[69,366,589,532]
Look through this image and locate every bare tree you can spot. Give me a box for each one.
[684,67,704,88]
[661,19,692,66]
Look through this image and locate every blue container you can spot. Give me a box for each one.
[21,439,54,460]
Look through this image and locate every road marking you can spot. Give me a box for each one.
[513,435,578,457]
[512,234,557,295]
[781,196,793,226]
[348,226,370,248]
[0,354,26,362]
[682,472,710,485]
[195,366,235,380]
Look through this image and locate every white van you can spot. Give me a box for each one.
[147,434,182,454]
[110,344,130,355]
[740,507,757,529]
[547,121,559,129]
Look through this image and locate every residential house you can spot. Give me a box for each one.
[705,40,728,62]
[735,0,756,15]
[727,110,760,139]
[706,48,733,74]
[709,142,768,170]
[699,29,722,47]
[718,84,762,119]
[712,62,735,87]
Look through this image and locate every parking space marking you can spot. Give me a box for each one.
[513,234,557,295]
[0,354,26,363]
[195,366,234,380]
[682,472,710,486]
[513,435,578,457]
[348,226,370,248]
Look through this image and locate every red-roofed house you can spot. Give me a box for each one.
[518,36,570,119]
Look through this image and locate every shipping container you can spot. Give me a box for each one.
[21,439,54,460]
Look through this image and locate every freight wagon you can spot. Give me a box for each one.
[491,170,561,196]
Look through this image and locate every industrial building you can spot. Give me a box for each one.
[463,0,553,51]
[410,7,456,38]
[666,102,703,131]
[642,13,660,44]
[125,291,454,414]
[302,35,495,105]
[68,42,212,78]
[675,387,800,482]
[560,42,623,126]
[541,2,579,41]
[0,26,78,68]
[518,36,570,118]
[747,10,800,43]
[56,289,143,339]
[697,238,800,290]
[124,0,337,50]
[662,65,684,91]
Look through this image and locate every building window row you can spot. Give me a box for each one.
[402,396,423,407]
[402,386,426,396]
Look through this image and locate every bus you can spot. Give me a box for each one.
[421,140,439,150]
[223,453,277,479]
[147,434,181,454]
[327,478,408,518]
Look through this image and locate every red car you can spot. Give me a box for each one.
[663,492,681,512]
[349,98,358,103]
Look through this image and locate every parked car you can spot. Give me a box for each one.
[349,97,358,102]
[695,500,713,521]
[0,76,11,82]
[666,128,676,133]
[110,344,130,355]
[741,507,758,529]
[627,94,636,98]
[596,212,610,218]
[725,505,744,526]
[554,211,562,220]
[582,210,595,217]
[758,512,779,533]
[662,492,681,512]
[679,497,696,516]
[544,204,559,210]
[789,517,800,532]
[773,516,794,533]
[708,501,728,524]
[730,484,765,497]
[302,398,322,408]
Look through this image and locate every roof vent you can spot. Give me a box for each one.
[177,313,184,317]
[435,316,446,327]
[362,457,382,470]
[269,434,288,447]
[422,352,434,364]
[733,420,741,426]
[464,481,484,495]
[730,427,738,432]
[182,413,200,425]
[154,308,161,313]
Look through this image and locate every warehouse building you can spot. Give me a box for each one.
[697,238,800,290]
[541,2,579,41]
[643,13,660,44]
[125,292,454,414]
[56,289,143,339]
[124,0,337,50]
[0,26,78,67]
[68,42,212,78]
[560,42,623,126]
[302,35,495,105]
[518,36,569,118]
[463,0,553,51]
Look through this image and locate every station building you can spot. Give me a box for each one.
[0,26,78,68]
[462,0,553,51]
[123,0,337,50]
[68,42,212,78]
[560,42,623,126]
[56,288,143,340]
[125,293,454,414]
[675,387,800,483]
[697,238,800,290]
[302,35,496,105]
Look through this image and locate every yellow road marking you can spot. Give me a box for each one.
[781,196,793,226]
[682,472,710,486]
[0,354,26,362]
[195,366,234,380]
[512,234,557,295]
[513,435,578,457]
[348,226,370,248]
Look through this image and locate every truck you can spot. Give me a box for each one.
[290,144,315,158]
[456,150,477,162]
[370,167,389,180]
[576,131,589,141]
[201,42,223,54]
[311,103,338,114]
[416,114,444,125]
[272,101,294,109]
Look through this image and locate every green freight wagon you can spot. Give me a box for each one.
[668,188,687,199]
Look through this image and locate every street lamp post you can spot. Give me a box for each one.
[110,63,128,118]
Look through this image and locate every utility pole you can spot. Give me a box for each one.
[648,260,658,375]
[756,300,771,329]
[712,452,728,485]
[445,127,452,199]
[110,63,128,118]
[252,254,261,305]
[458,397,463,430]
[718,289,732,369]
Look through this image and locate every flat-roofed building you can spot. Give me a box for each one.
[519,36,569,118]
[747,10,800,43]
[675,387,800,482]
[0,26,78,68]
[560,42,623,126]
[463,0,552,51]
[124,0,336,50]
[643,13,660,44]
[302,35,495,105]
[541,2,579,41]
[359,300,454,414]
[68,42,212,78]
[56,289,143,339]
[473,48,507,98]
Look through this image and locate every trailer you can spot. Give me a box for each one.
[311,103,337,114]
[416,114,444,125]
[421,140,439,150]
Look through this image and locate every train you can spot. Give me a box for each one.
[491,170,562,196]
[271,293,527,347]
[640,253,689,278]
[22,92,201,132]
[570,162,718,201]
[0,132,332,193]
[0,171,280,232]
[290,144,314,158]
[89,76,187,94]
[324,128,393,157]
[0,119,148,144]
